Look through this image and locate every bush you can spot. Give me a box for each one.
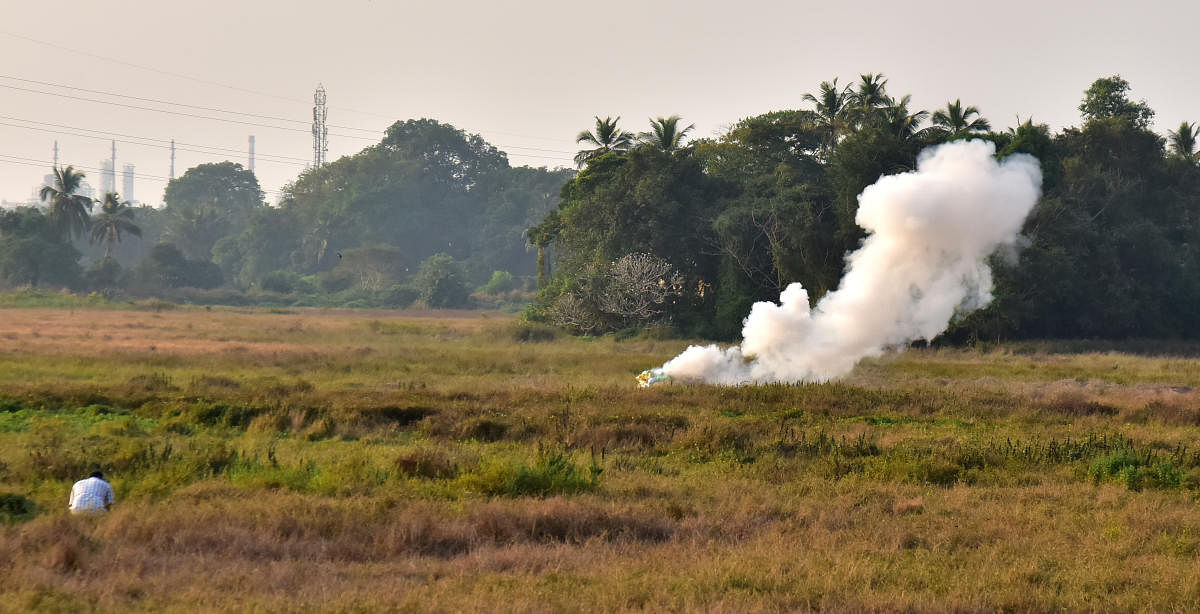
[133,242,223,290]
[382,284,419,308]
[84,257,122,289]
[0,493,36,523]
[317,269,355,294]
[260,270,303,293]
[482,270,516,295]
[415,253,471,308]
[506,320,560,342]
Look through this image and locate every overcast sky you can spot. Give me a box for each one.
[0,0,1194,205]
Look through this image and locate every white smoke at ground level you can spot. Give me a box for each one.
[660,139,1042,385]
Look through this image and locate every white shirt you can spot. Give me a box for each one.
[68,477,114,512]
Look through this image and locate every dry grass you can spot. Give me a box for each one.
[4,306,1200,611]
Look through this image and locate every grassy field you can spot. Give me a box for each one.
[3,306,1200,612]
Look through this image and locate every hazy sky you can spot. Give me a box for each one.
[0,0,1195,205]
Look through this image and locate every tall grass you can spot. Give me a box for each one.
[5,306,1200,610]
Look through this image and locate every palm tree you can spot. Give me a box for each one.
[39,165,94,240]
[1168,121,1199,163]
[803,78,854,158]
[639,115,695,152]
[931,99,992,137]
[852,73,890,109]
[574,116,635,167]
[90,192,142,259]
[882,95,931,142]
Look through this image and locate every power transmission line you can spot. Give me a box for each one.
[0,30,583,146]
[0,81,378,140]
[0,73,378,133]
[0,116,311,167]
[0,81,577,160]
[0,154,286,198]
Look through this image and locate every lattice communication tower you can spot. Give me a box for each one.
[312,84,328,168]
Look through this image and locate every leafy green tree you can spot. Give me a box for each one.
[0,207,81,288]
[697,110,836,306]
[574,116,634,168]
[38,165,94,241]
[931,99,991,138]
[281,118,557,287]
[89,192,142,260]
[482,270,516,295]
[163,162,264,260]
[639,115,695,152]
[132,242,222,290]
[532,144,726,332]
[1168,121,1198,163]
[212,206,301,288]
[379,118,509,187]
[1079,75,1154,129]
[414,253,471,308]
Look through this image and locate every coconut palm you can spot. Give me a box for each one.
[574,116,635,167]
[38,165,94,240]
[931,99,992,137]
[90,192,142,259]
[882,95,931,142]
[802,78,854,158]
[852,73,890,110]
[639,115,695,152]
[1168,121,1199,163]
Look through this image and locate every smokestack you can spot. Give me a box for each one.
[658,140,1043,385]
[248,135,255,173]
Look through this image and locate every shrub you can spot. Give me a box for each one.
[414,253,471,308]
[506,320,560,342]
[0,493,36,523]
[260,270,303,293]
[482,270,515,295]
[317,269,355,294]
[382,284,419,308]
[84,257,122,290]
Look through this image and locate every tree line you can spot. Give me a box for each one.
[530,75,1200,341]
[0,119,572,308]
[3,74,1198,342]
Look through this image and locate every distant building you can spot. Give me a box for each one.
[122,164,135,204]
[100,160,115,195]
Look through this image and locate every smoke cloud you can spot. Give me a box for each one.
[660,140,1042,385]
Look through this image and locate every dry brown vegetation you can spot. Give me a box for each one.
[4,306,1200,611]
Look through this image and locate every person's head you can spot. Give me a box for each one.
[89,471,104,480]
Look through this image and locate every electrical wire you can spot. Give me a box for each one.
[0,30,581,145]
[0,118,311,168]
[0,154,286,198]
[0,82,577,160]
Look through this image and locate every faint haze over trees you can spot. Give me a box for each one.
[1,74,1200,342]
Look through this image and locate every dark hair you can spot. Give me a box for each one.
[89,471,104,480]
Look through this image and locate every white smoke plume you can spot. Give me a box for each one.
[660,139,1042,385]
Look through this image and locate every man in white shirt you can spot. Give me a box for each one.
[68,471,114,514]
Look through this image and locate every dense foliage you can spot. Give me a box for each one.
[0,120,572,309]
[2,76,1199,339]
[532,75,1200,341]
